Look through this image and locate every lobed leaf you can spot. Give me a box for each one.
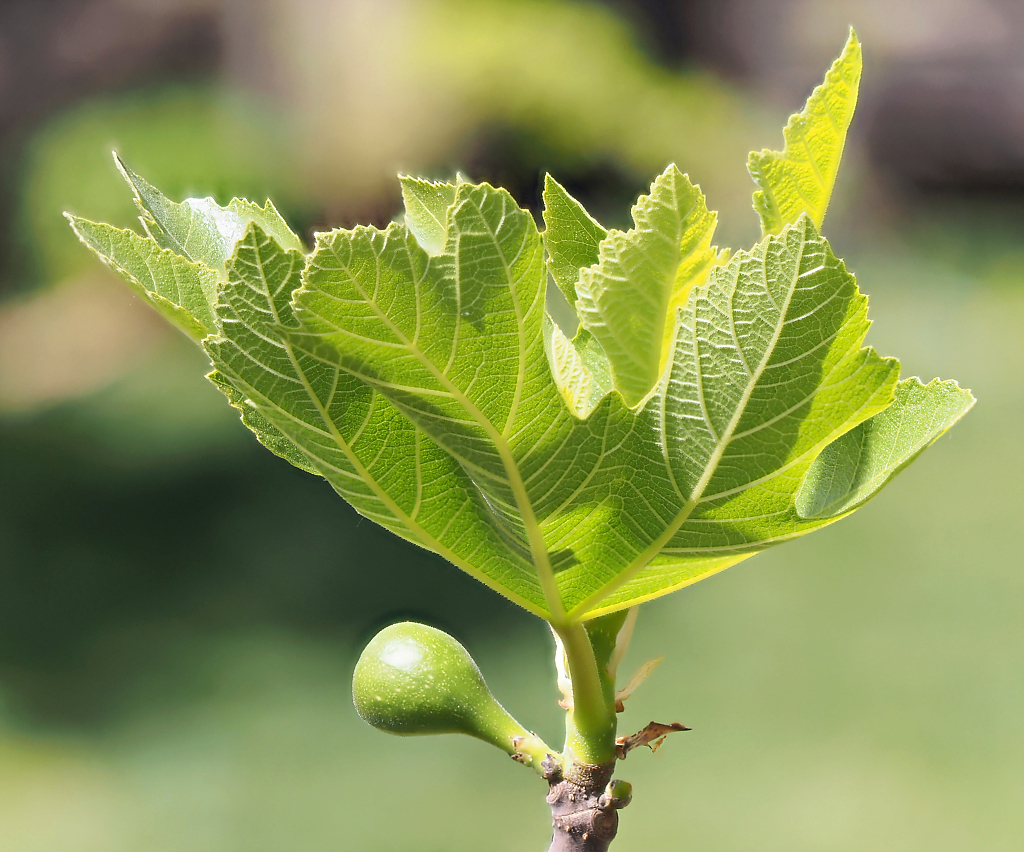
[68,34,973,624]
[542,175,607,306]
[555,216,902,617]
[291,183,573,619]
[543,319,612,419]
[541,177,614,418]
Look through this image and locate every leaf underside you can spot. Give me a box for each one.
[68,34,972,625]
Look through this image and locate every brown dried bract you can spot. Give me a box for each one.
[614,721,690,759]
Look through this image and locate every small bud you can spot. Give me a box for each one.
[610,779,632,807]
[598,778,633,810]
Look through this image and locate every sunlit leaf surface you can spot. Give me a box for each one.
[68,35,972,625]
[748,29,861,236]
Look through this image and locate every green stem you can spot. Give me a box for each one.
[554,622,617,765]
[506,730,559,777]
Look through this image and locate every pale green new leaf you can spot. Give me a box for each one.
[66,155,307,342]
[748,29,861,235]
[744,39,975,518]
[65,215,218,340]
[576,165,724,408]
[543,319,613,418]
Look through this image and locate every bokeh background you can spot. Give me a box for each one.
[0,1,1021,849]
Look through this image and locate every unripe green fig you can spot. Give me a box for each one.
[353,622,540,759]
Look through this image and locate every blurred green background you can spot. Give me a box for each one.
[0,0,1020,849]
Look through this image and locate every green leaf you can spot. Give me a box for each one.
[543,320,613,419]
[288,184,907,621]
[558,216,901,617]
[542,175,607,306]
[400,176,458,255]
[796,377,975,519]
[541,177,614,418]
[69,35,971,624]
[748,29,861,235]
[292,183,573,619]
[207,370,320,476]
[115,153,304,273]
[575,165,724,408]
[203,222,551,617]
[65,215,218,340]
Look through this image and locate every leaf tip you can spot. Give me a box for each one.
[839,28,863,86]
[64,213,95,250]
[845,25,862,54]
[112,150,136,186]
[111,152,166,216]
[541,172,560,201]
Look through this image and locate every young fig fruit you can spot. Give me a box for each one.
[353,622,546,762]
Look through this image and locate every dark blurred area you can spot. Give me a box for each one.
[0,1,1020,850]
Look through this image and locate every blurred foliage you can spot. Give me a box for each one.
[406,0,764,224]
[18,0,770,296]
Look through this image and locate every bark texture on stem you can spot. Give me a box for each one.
[545,761,626,852]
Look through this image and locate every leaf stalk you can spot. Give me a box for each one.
[554,621,618,766]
